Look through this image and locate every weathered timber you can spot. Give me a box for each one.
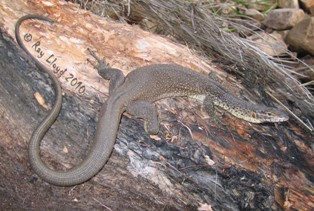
[0,0,313,210]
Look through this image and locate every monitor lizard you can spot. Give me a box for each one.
[15,14,288,186]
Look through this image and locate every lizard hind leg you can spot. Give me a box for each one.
[87,48,125,93]
[126,100,159,135]
[87,48,108,69]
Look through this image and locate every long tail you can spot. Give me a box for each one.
[15,14,62,146]
[15,14,119,186]
[31,100,122,186]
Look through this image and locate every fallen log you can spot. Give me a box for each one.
[0,0,313,210]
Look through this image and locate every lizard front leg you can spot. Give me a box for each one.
[126,100,159,135]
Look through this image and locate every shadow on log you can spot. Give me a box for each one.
[0,0,313,210]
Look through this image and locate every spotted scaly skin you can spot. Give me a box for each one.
[16,15,288,186]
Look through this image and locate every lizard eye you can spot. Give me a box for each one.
[266,112,273,116]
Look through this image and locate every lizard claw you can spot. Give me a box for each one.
[87,48,108,70]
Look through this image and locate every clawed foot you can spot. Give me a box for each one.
[87,48,109,70]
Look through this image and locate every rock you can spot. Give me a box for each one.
[263,8,304,30]
[278,0,299,8]
[247,0,276,11]
[299,0,314,14]
[300,0,314,9]
[217,3,237,16]
[286,17,314,55]
[248,31,288,56]
[245,8,265,21]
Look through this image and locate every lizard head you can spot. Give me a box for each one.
[213,99,289,123]
[242,107,289,123]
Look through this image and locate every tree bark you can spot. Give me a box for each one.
[0,0,313,210]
